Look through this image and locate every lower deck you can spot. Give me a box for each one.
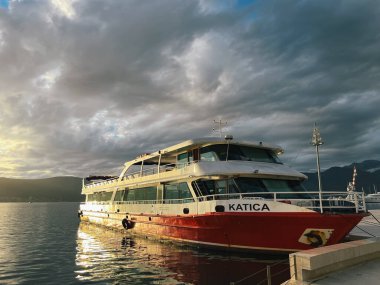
[79,198,367,252]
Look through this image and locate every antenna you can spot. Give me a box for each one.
[311,122,324,213]
[212,120,227,138]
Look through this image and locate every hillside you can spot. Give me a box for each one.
[302,160,380,193]
[0,177,84,202]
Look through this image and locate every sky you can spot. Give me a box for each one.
[0,0,379,179]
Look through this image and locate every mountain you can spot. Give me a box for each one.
[0,177,84,202]
[302,160,380,193]
[348,160,380,173]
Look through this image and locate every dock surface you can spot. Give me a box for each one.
[283,210,380,285]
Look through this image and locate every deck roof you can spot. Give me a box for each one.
[125,137,284,165]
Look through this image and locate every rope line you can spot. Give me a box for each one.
[230,258,289,285]
[370,212,380,224]
[355,225,377,237]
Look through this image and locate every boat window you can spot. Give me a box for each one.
[234,178,310,199]
[145,187,157,200]
[192,179,239,196]
[164,184,178,200]
[177,151,195,167]
[87,191,112,202]
[192,180,215,196]
[125,186,157,201]
[200,145,224,161]
[102,192,113,201]
[199,144,282,163]
[192,178,309,199]
[188,151,193,162]
[229,145,281,163]
[164,182,193,200]
[114,190,125,201]
[261,179,295,192]
[233,178,266,193]
[215,180,227,194]
[177,152,190,168]
[179,182,193,199]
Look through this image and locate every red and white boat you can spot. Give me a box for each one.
[79,137,367,253]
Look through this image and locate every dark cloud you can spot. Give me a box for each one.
[0,0,379,178]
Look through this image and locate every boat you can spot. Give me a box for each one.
[346,166,380,210]
[79,136,367,253]
[365,188,380,210]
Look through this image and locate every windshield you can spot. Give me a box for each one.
[192,177,310,199]
[200,144,281,163]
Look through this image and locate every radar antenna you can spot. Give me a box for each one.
[212,120,228,138]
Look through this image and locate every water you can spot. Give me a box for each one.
[0,203,290,285]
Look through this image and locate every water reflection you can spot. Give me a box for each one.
[75,224,290,285]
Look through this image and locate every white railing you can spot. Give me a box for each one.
[83,162,197,189]
[83,177,119,189]
[121,162,194,180]
[83,191,366,213]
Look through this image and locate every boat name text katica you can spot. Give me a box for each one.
[228,203,270,211]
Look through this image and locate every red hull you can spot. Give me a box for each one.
[109,211,366,252]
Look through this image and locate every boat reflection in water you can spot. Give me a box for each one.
[75,224,290,285]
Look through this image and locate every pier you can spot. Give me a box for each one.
[283,210,380,285]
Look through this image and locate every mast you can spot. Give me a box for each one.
[311,123,324,213]
[311,122,323,193]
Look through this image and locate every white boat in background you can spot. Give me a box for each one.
[346,166,380,210]
[365,186,380,210]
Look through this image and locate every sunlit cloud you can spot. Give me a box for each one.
[50,0,76,19]
[33,66,62,89]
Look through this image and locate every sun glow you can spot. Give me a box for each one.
[0,137,30,177]
[51,0,77,19]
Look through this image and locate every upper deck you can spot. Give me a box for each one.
[82,137,306,193]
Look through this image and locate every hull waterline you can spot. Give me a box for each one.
[80,209,366,252]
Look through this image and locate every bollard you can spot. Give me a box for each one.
[267,265,271,285]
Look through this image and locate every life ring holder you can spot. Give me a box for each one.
[304,230,324,247]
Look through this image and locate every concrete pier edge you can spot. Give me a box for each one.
[282,237,380,285]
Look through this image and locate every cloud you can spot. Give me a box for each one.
[0,0,379,178]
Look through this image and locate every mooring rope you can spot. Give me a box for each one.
[230,258,289,285]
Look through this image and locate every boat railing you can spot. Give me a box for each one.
[83,177,119,189]
[122,162,193,180]
[90,162,193,184]
[198,191,366,213]
[82,162,194,188]
[87,197,196,205]
[83,191,366,213]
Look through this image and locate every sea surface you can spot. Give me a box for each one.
[0,203,290,285]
